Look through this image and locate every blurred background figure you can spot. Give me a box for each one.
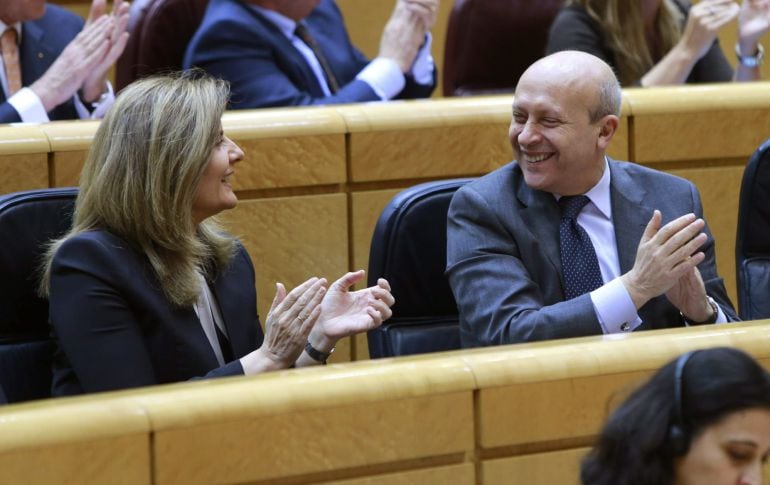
[0,0,129,123]
[547,0,770,86]
[184,0,438,108]
[582,347,770,484]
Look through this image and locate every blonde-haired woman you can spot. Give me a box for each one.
[547,0,770,86]
[41,71,394,396]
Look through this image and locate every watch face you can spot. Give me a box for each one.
[736,44,764,67]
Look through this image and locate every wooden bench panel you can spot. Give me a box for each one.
[219,193,350,361]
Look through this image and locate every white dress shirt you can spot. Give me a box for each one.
[251,5,434,100]
[558,159,726,334]
[192,273,228,366]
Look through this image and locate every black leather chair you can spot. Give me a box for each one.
[367,179,474,358]
[736,139,770,320]
[0,188,78,404]
[443,0,562,96]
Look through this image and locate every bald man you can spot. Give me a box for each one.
[446,51,737,348]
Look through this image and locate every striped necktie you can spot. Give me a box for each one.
[294,23,340,94]
[1,28,21,95]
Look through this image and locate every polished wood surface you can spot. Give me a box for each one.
[2,321,770,484]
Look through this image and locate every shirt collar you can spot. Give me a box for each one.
[583,158,612,219]
[554,157,612,219]
[0,21,22,44]
[248,4,297,40]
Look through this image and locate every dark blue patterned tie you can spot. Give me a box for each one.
[559,195,604,299]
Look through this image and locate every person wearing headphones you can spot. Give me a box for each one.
[583,347,770,484]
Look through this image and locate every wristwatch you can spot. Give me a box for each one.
[305,340,335,364]
[681,296,719,325]
[736,43,764,68]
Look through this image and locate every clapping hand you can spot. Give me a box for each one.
[680,0,739,60]
[257,277,326,369]
[307,270,395,353]
[738,0,770,52]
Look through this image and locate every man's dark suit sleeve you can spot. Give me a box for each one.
[186,17,380,108]
[184,0,435,108]
[446,184,602,348]
[0,103,22,123]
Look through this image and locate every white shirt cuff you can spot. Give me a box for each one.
[590,277,642,334]
[714,304,727,324]
[410,33,434,85]
[8,87,50,123]
[356,57,405,100]
[74,82,115,120]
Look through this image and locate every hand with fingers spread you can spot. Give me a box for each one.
[305,270,395,356]
[738,0,770,55]
[398,0,439,31]
[621,210,709,310]
[240,277,327,373]
[379,0,432,72]
[680,0,740,61]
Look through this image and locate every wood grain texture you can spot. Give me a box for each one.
[218,194,351,361]
[482,448,588,485]
[152,392,473,484]
[51,150,87,187]
[232,134,345,190]
[327,462,475,485]
[0,154,48,193]
[0,435,150,485]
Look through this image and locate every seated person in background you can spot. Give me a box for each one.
[0,0,129,123]
[546,0,770,86]
[446,51,737,348]
[183,0,437,108]
[39,71,395,396]
[582,347,770,484]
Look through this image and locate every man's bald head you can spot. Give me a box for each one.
[509,51,621,196]
[517,51,621,123]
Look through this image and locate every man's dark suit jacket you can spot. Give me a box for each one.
[446,159,738,348]
[0,4,82,123]
[48,230,264,396]
[183,0,435,108]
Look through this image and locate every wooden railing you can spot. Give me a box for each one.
[1,321,769,484]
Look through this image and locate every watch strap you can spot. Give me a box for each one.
[736,43,764,68]
[305,340,335,363]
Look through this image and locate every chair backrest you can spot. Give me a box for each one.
[366,179,474,358]
[115,0,209,91]
[443,0,562,96]
[736,138,770,320]
[0,188,78,403]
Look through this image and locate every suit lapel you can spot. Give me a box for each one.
[608,160,653,274]
[242,2,326,97]
[19,21,55,88]
[514,171,564,285]
[210,274,252,359]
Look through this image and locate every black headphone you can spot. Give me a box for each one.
[669,350,697,456]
